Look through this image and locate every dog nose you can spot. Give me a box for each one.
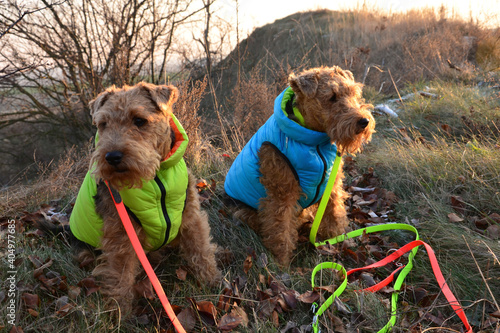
[105,151,123,166]
[358,118,370,129]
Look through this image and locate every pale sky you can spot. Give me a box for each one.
[219,0,500,32]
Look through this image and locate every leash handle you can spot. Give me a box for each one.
[105,181,186,333]
[309,222,472,332]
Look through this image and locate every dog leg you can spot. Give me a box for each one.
[234,207,261,233]
[257,144,302,266]
[92,185,143,316]
[175,173,221,286]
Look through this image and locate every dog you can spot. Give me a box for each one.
[65,82,221,315]
[224,66,375,265]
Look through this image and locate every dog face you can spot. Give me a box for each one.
[89,82,179,190]
[289,66,375,154]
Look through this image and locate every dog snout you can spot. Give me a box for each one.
[105,151,124,166]
[357,118,370,129]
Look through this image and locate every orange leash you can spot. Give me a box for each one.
[346,240,473,332]
[105,181,186,333]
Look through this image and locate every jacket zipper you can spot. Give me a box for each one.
[154,176,172,249]
[309,146,327,207]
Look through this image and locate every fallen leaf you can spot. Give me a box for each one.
[243,255,253,274]
[134,278,155,300]
[217,312,243,331]
[451,196,467,215]
[272,310,279,327]
[489,310,500,319]
[231,305,249,327]
[257,298,277,319]
[77,277,100,296]
[27,308,39,317]
[176,307,196,332]
[68,286,81,300]
[216,288,233,312]
[10,326,24,333]
[448,213,464,223]
[440,123,452,134]
[22,293,40,309]
[485,225,500,239]
[196,300,217,325]
[56,303,74,317]
[176,267,188,281]
[297,290,320,304]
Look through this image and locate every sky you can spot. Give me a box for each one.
[218,0,500,33]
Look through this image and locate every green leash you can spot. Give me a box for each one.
[309,154,420,333]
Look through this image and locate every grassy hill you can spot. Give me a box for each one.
[1,6,500,333]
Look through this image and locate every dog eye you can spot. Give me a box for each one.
[98,122,107,130]
[133,117,147,127]
[329,93,337,103]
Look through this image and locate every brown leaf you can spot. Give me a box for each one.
[326,313,346,333]
[56,303,74,317]
[10,326,24,333]
[196,180,208,189]
[243,255,253,275]
[447,213,464,223]
[489,310,500,319]
[196,300,217,321]
[440,123,452,134]
[257,298,277,319]
[297,290,320,304]
[277,290,298,312]
[176,307,196,332]
[272,310,279,327]
[77,277,100,296]
[176,267,188,281]
[68,286,81,300]
[485,225,500,239]
[27,308,39,317]
[134,278,155,300]
[217,312,243,331]
[22,293,40,309]
[451,196,467,215]
[231,305,249,327]
[216,288,233,312]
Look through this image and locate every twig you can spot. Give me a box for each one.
[421,327,462,333]
[388,69,404,107]
[463,235,500,312]
[482,240,500,265]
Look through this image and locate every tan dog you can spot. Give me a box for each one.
[68,82,221,315]
[224,66,375,265]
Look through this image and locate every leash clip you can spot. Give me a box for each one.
[387,248,403,267]
[311,303,318,314]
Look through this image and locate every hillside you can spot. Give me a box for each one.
[204,9,495,119]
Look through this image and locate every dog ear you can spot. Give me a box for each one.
[289,71,319,98]
[141,83,179,114]
[89,86,116,119]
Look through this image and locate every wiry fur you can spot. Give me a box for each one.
[232,66,375,265]
[79,82,220,316]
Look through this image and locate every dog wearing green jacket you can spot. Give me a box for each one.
[225,66,375,265]
[69,82,221,316]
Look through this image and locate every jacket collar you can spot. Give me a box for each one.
[274,87,332,146]
[160,113,188,169]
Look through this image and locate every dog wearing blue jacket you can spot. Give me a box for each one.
[225,66,375,265]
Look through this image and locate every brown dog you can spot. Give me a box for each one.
[224,66,375,265]
[68,82,221,315]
